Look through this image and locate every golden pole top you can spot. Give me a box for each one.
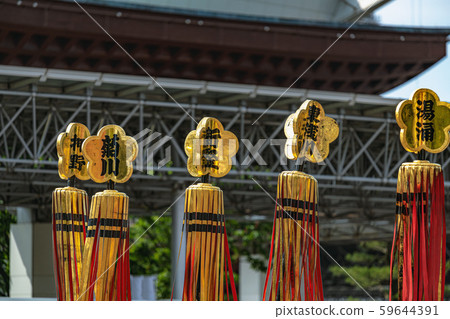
[284,99,339,164]
[185,117,238,179]
[82,124,138,184]
[56,123,91,181]
[396,88,450,154]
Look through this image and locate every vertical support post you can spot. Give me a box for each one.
[86,87,92,131]
[190,96,197,131]
[383,112,390,181]
[239,100,246,170]
[171,188,186,300]
[32,223,56,298]
[289,103,297,171]
[31,84,37,161]
[337,108,345,179]
[139,93,145,133]
[239,256,265,300]
[9,207,33,298]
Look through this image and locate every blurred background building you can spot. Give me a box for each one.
[0,0,449,300]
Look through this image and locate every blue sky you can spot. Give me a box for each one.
[375,0,450,101]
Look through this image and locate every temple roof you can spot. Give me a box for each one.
[0,0,448,94]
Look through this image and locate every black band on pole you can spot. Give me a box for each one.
[67,176,76,187]
[201,174,210,184]
[107,180,115,190]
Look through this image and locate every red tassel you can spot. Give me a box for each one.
[390,161,446,301]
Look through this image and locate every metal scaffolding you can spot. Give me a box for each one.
[1,65,449,242]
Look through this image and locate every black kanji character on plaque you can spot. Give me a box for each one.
[308,104,321,123]
[202,127,221,170]
[416,122,435,142]
[416,100,435,121]
[68,154,86,170]
[203,128,221,140]
[304,104,321,141]
[101,134,120,158]
[100,134,120,176]
[202,155,219,169]
[305,123,319,141]
[70,134,84,152]
[203,128,221,147]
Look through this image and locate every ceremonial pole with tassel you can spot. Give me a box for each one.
[53,123,91,301]
[390,88,449,301]
[174,117,239,301]
[79,125,138,301]
[263,100,339,301]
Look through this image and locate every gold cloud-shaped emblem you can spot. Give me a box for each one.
[185,117,239,178]
[285,100,339,163]
[57,123,91,180]
[82,125,138,183]
[396,88,450,154]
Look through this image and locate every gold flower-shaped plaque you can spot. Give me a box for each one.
[57,123,91,180]
[82,125,138,183]
[185,117,238,178]
[285,100,339,163]
[396,88,450,153]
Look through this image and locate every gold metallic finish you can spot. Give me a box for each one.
[52,187,88,300]
[182,183,229,300]
[82,125,138,184]
[285,100,339,163]
[396,88,450,153]
[266,171,322,301]
[57,123,91,180]
[185,117,239,178]
[79,190,130,301]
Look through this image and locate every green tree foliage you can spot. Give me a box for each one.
[129,215,171,299]
[226,220,273,273]
[329,241,393,300]
[443,260,450,300]
[0,210,16,296]
[329,241,450,301]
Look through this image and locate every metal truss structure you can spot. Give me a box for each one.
[1,65,450,242]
